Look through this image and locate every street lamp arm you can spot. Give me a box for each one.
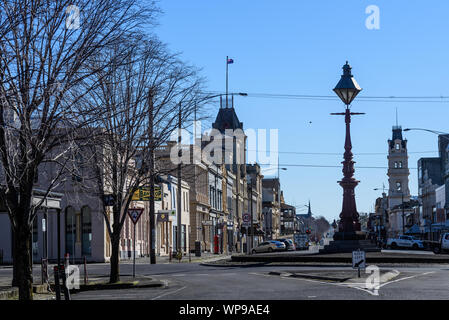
[404,128,449,136]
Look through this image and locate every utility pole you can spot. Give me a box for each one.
[148,90,156,264]
[177,103,182,256]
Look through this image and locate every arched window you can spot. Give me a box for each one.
[81,206,92,256]
[65,206,76,256]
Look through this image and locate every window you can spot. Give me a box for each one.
[396,182,402,191]
[394,162,398,168]
[65,207,76,256]
[399,161,403,168]
[395,143,400,150]
[81,206,92,256]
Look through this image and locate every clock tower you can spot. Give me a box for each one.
[387,125,410,208]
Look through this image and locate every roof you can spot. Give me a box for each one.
[212,107,243,133]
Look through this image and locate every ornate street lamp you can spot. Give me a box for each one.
[331,61,365,240]
[333,62,362,105]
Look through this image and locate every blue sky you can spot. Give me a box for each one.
[154,0,449,221]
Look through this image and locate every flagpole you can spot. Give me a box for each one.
[226,56,228,108]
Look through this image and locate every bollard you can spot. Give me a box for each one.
[169,247,172,263]
[54,266,61,300]
[84,256,88,285]
[0,249,3,265]
[41,258,48,285]
[59,265,71,301]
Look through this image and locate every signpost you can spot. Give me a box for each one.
[127,208,144,278]
[352,249,366,278]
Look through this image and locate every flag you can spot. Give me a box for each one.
[227,58,234,64]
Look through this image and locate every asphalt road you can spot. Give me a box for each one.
[69,261,449,300]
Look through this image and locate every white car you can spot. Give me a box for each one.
[387,235,424,250]
[252,241,286,253]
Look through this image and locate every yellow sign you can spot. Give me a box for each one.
[132,186,161,201]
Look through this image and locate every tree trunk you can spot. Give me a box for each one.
[109,235,121,283]
[14,224,33,300]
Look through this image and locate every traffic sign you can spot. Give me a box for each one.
[352,250,366,269]
[242,213,250,223]
[132,186,161,201]
[127,208,144,224]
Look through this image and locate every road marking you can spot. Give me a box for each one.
[264,270,436,296]
[172,274,186,277]
[151,286,187,300]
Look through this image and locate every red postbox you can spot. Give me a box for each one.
[214,235,219,254]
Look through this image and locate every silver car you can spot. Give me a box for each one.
[252,240,286,253]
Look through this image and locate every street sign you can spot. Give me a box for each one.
[352,250,366,269]
[127,208,144,224]
[132,186,161,201]
[202,220,213,226]
[158,210,176,216]
[242,213,250,223]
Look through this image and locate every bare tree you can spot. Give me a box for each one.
[81,35,204,283]
[0,0,153,299]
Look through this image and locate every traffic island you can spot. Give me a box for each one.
[230,251,449,264]
[56,276,164,294]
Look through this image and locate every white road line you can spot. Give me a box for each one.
[171,274,186,277]
[151,286,187,300]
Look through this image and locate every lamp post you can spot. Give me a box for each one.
[331,61,364,239]
[276,160,287,240]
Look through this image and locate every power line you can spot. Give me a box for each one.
[260,163,419,170]
[204,91,449,103]
[246,150,438,156]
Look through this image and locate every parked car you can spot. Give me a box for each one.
[387,235,425,250]
[424,233,449,254]
[252,240,286,253]
[275,238,296,251]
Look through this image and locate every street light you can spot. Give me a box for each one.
[331,61,364,239]
[333,61,362,106]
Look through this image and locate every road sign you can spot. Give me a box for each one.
[243,213,250,223]
[132,186,161,201]
[158,210,176,216]
[352,250,366,269]
[127,208,144,224]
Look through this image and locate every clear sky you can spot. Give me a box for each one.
[154,0,449,222]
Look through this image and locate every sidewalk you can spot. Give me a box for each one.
[120,252,233,264]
